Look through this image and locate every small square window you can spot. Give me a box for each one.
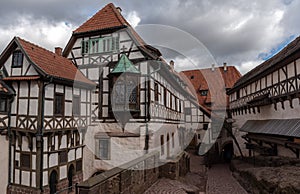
[20,153,31,169]
[98,138,110,160]
[12,51,23,68]
[203,123,209,130]
[59,151,68,164]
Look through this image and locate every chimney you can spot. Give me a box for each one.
[211,64,215,71]
[223,62,227,72]
[116,7,122,13]
[170,60,175,71]
[55,47,62,56]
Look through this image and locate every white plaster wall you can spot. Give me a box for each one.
[232,98,300,156]
[0,136,8,194]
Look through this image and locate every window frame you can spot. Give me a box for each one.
[20,153,31,170]
[97,138,110,160]
[54,92,65,116]
[12,50,24,68]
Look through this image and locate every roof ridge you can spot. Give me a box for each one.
[110,3,129,27]
[16,37,61,58]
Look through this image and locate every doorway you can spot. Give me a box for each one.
[49,170,58,194]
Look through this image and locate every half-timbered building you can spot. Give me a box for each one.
[228,36,300,159]
[63,3,211,179]
[0,37,95,193]
[182,64,241,161]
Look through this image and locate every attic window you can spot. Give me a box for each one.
[12,51,23,68]
[200,90,208,96]
[82,37,119,55]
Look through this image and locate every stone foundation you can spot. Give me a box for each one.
[159,151,190,180]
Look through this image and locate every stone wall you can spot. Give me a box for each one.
[159,151,190,180]
[77,151,160,194]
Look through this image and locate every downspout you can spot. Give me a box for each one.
[37,76,52,192]
[8,94,15,187]
[144,61,161,153]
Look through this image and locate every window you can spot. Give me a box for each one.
[190,75,194,79]
[160,135,164,155]
[20,153,31,169]
[12,51,23,68]
[76,160,82,172]
[184,107,191,115]
[112,77,138,111]
[172,133,175,148]
[164,88,167,106]
[72,96,80,116]
[59,151,68,164]
[54,93,64,115]
[82,37,119,55]
[98,138,110,160]
[203,123,208,130]
[200,90,208,96]
[154,82,159,102]
[0,98,7,112]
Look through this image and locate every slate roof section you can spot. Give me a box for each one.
[181,66,241,110]
[15,37,95,86]
[240,119,300,138]
[231,36,300,92]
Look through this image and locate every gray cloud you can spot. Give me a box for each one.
[0,0,299,74]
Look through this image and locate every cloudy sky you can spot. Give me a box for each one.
[0,0,300,74]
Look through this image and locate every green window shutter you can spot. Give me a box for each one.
[112,37,119,52]
[81,40,89,55]
[98,38,103,53]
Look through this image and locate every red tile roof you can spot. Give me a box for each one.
[16,37,95,86]
[74,3,128,34]
[181,66,241,110]
[67,3,161,59]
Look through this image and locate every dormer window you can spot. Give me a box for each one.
[12,51,23,68]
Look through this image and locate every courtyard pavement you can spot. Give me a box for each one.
[145,149,248,194]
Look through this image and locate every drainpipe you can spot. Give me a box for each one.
[37,76,52,192]
[144,61,162,153]
[8,94,15,188]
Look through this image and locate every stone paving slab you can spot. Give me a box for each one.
[206,164,247,194]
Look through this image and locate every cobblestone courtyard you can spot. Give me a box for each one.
[145,150,247,194]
